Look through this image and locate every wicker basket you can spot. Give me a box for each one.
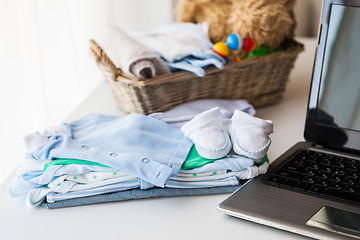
[90,39,304,115]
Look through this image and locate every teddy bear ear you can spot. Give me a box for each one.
[284,0,297,11]
[175,0,232,44]
[174,0,198,23]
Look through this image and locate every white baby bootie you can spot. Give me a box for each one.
[180,107,232,159]
[228,110,273,159]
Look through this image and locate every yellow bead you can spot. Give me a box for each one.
[213,42,230,57]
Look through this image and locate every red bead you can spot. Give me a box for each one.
[242,37,256,52]
[212,49,227,59]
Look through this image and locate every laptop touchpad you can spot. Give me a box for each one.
[306,206,360,239]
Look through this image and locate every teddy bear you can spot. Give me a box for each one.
[175,0,296,56]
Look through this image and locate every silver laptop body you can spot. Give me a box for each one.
[218,1,360,239]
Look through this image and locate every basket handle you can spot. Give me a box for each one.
[89,39,132,80]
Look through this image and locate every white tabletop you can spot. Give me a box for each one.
[0,37,317,240]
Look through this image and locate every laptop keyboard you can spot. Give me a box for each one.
[266,150,360,205]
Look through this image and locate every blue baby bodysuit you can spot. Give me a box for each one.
[10,114,193,196]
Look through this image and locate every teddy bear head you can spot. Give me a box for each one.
[176,0,296,56]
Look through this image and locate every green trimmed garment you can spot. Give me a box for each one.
[44,145,269,171]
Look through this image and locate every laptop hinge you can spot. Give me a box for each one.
[312,142,360,156]
[313,143,324,148]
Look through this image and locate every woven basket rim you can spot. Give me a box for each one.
[89,39,304,87]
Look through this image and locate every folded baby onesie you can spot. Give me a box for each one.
[9,114,193,198]
[23,147,256,207]
[35,152,256,208]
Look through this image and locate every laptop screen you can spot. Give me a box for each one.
[305,1,360,151]
[317,5,360,131]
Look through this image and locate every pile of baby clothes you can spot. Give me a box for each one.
[8,99,272,208]
[93,22,225,79]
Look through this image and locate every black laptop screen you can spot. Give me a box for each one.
[305,2,360,151]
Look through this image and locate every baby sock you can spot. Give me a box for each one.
[180,107,232,159]
[228,109,273,159]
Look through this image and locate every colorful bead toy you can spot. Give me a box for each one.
[242,37,256,52]
[226,34,242,50]
[212,34,256,60]
[212,42,230,58]
[248,46,270,58]
[231,57,242,62]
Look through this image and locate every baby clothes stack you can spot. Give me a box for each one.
[8,100,272,208]
[93,22,224,78]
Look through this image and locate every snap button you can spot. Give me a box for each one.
[109,152,118,157]
[82,145,89,149]
[141,158,150,163]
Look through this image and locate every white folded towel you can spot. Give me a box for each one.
[94,25,170,79]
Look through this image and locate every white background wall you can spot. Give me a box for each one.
[0,0,174,184]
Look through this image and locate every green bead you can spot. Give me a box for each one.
[248,46,271,58]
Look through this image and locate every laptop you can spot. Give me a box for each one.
[218,0,360,239]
